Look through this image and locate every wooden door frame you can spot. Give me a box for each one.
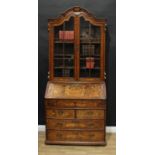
[74,16,80,80]
[48,6,106,81]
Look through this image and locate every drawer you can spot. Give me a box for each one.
[46,109,74,119]
[47,130,105,142]
[46,100,75,108]
[46,100,105,109]
[46,119,104,129]
[75,100,105,108]
[76,110,104,119]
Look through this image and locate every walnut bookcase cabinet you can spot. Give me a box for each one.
[45,6,107,146]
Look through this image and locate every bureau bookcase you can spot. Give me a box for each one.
[45,6,107,145]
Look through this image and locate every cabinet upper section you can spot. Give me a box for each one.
[48,7,106,81]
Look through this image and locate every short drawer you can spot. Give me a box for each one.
[76,110,104,119]
[47,130,105,142]
[46,100,75,108]
[76,100,105,108]
[46,109,74,119]
[46,119,104,129]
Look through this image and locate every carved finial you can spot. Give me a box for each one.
[73,6,81,12]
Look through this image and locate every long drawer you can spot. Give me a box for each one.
[47,130,104,142]
[46,119,104,129]
[46,100,106,109]
[46,109,105,119]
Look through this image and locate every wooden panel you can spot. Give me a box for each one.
[46,109,74,119]
[76,110,104,119]
[47,130,104,142]
[76,100,105,108]
[46,100,105,109]
[46,100,75,108]
[49,27,54,80]
[100,25,105,80]
[45,82,106,99]
[46,119,104,129]
[74,16,80,80]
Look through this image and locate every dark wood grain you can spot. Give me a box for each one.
[74,16,80,80]
[45,99,106,109]
[47,130,105,142]
[46,119,105,130]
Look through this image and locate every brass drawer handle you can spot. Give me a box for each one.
[75,131,80,136]
[58,110,64,115]
[89,133,95,139]
[50,111,56,117]
[56,133,63,138]
[47,102,56,106]
[56,122,63,127]
[88,123,94,127]
[52,102,57,106]
[87,111,94,115]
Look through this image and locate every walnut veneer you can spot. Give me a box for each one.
[44,6,107,145]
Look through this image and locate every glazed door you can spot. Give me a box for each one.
[50,17,75,79]
[49,14,105,80]
[78,16,105,80]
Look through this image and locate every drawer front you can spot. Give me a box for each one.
[46,109,74,119]
[76,100,105,108]
[46,119,104,129]
[46,100,106,109]
[46,100,75,108]
[47,130,104,142]
[76,110,104,119]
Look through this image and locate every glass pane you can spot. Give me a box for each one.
[80,17,101,78]
[53,17,74,77]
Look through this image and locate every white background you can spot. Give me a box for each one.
[0,0,155,155]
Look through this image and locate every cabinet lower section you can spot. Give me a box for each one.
[45,99,106,145]
[45,130,106,145]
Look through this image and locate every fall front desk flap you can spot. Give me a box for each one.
[45,82,106,99]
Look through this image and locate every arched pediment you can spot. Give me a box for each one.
[48,6,106,28]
